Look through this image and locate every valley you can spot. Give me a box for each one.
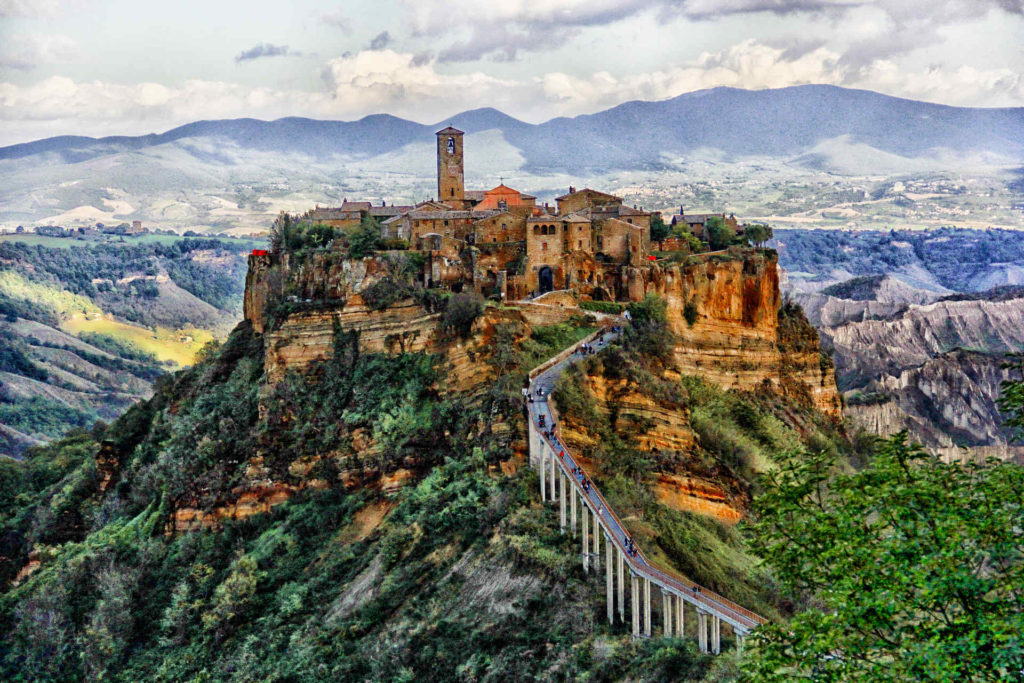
[775,228,1024,461]
[0,234,257,457]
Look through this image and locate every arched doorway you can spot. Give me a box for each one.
[538,266,554,293]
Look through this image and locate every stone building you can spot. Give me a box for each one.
[302,126,711,300]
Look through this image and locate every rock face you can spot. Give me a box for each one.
[246,250,524,396]
[793,279,1024,459]
[846,350,1024,460]
[633,250,842,418]
[825,297,1024,391]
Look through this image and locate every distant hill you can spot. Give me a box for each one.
[0,235,253,457]
[4,85,1023,171]
[3,84,1022,234]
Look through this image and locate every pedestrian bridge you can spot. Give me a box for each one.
[527,327,766,654]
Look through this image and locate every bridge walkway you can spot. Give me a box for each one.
[526,323,766,653]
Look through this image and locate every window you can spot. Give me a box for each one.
[542,242,547,251]
[578,240,582,249]
[533,225,540,235]
[501,223,507,230]
[627,219,633,224]
[447,137,455,154]
[444,220,449,226]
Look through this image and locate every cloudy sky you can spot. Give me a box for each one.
[1,0,1022,145]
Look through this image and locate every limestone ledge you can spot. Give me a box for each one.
[170,481,327,534]
[653,473,743,525]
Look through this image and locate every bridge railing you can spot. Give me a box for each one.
[528,342,767,632]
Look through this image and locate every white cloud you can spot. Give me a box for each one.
[0,33,77,71]
[0,0,64,17]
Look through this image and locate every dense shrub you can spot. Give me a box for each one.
[580,300,624,314]
[683,298,699,326]
[442,292,484,338]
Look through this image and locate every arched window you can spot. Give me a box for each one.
[447,137,455,154]
[533,225,540,235]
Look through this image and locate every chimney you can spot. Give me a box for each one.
[680,205,684,216]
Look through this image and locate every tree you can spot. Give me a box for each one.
[442,292,484,338]
[306,223,336,249]
[626,294,676,364]
[706,216,734,250]
[650,214,670,243]
[998,352,1024,443]
[744,223,773,248]
[348,214,382,259]
[743,433,1024,682]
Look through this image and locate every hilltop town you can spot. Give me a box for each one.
[290,126,752,302]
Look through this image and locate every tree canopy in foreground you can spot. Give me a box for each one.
[743,432,1024,682]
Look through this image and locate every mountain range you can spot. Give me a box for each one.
[2,85,1023,233]
[5,85,1024,172]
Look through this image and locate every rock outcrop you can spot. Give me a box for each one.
[632,250,842,418]
[796,281,1024,458]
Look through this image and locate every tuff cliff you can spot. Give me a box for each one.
[630,249,842,418]
[552,249,842,526]
[227,246,840,532]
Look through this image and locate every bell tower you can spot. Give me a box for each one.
[436,126,465,207]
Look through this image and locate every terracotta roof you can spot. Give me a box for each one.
[486,183,519,193]
[340,201,372,211]
[562,212,591,223]
[436,126,465,135]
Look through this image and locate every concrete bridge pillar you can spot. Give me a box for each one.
[605,537,614,625]
[559,472,566,533]
[631,574,640,638]
[617,552,625,621]
[592,507,600,569]
[528,419,538,467]
[539,443,547,502]
[570,482,577,534]
[675,595,684,637]
[712,615,721,654]
[582,496,589,573]
[663,590,672,637]
[548,447,556,501]
[736,633,744,656]
[697,610,708,653]
[643,578,652,638]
